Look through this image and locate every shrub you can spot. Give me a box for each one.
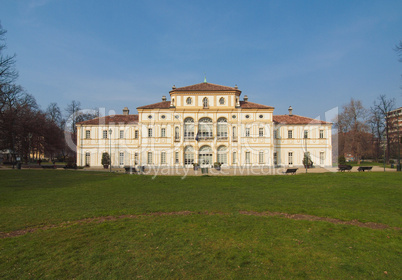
[101,153,110,166]
[338,155,346,165]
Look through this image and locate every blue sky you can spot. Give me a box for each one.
[0,0,401,119]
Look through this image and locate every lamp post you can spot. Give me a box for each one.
[109,129,112,173]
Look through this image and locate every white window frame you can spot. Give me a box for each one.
[135,130,139,139]
[288,130,293,139]
[245,128,250,137]
[320,152,325,165]
[161,151,166,164]
[148,128,152,137]
[119,152,124,166]
[103,130,108,139]
[217,118,228,139]
[86,130,90,139]
[161,128,166,138]
[288,152,293,165]
[217,146,227,165]
[85,152,90,166]
[175,152,179,164]
[245,151,251,164]
[120,130,124,139]
[233,151,237,164]
[319,130,324,139]
[147,152,152,164]
[203,97,209,108]
[259,151,264,164]
[259,128,264,137]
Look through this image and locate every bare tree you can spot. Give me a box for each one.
[336,99,371,163]
[46,102,62,126]
[0,22,18,85]
[372,95,395,162]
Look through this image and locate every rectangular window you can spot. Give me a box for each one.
[161,152,166,164]
[304,130,308,139]
[135,130,139,139]
[232,126,237,140]
[175,127,180,141]
[274,152,277,165]
[148,128,152,137]
[161,128,166,138]
[246,152,250,164]
[259,151,264,164]
[288,152,293,165]
[273,130,277,139]
[233,151,237,164]
[120,130,124,139]
[320,152,325,165]
[175,152,179,164]
[134,152,138,165]
[103,130,108,139]
[85,152,90,166]
[245,128,250,137]
[85,130,90,139]
[147,152,152,164]
[288,130,292,139]
[259,128,264,137]
[319,130,324,139]
[119,152,124,166]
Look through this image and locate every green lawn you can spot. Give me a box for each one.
[1,170,401,279]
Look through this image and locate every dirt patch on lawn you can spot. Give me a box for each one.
[0,210,398,239]
[238,211,397,230]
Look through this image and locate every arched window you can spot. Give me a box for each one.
[199,145,213,167]
[219,97,225,105]
[217,146,227,165]
[186,97,192,105]
[184,146,194,165]
[203,97,209,108]
[198,118,213,139]
[217,117,228,139]
[184,117,194,140]
[175,126,180,141]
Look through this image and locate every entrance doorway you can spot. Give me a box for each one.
[199,145,213,167]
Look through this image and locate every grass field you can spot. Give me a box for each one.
[0,170,401,279]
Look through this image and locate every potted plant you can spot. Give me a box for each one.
[101,152,110,169]
[193,162,199,171]
[214,162,221,170]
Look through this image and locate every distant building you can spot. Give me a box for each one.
[387,107,402,144]
[76,82,332,168]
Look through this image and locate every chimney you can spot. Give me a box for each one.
[288,106,293,116]
[234,84,238,89]
[244,95,248,102]
[123,107,129,115]
[162,96,167,102]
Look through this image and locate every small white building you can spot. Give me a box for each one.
[76,82,332,169]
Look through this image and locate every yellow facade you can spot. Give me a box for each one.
[76,82,332,169]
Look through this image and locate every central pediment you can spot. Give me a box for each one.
[169,82,241,94]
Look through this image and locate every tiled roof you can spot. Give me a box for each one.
[273,115,331,125]
[170,82,241,93]
[77,114,139,125]
[240,101,274,109]
[137,101,171,109]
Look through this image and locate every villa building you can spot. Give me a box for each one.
[76,82,332,169]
